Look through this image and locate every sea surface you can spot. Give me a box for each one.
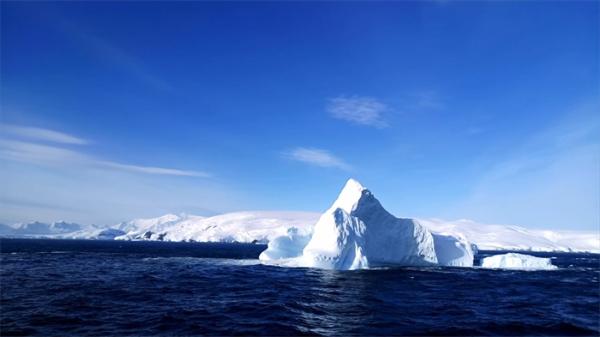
[1,239,598,336]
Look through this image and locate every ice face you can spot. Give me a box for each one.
[299,208,369,270]
[258,227,311,261]
[432,233,475,267]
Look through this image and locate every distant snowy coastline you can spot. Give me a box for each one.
[1,209,598,255]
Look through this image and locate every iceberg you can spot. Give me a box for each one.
[431,233,475,267]
[258,227,311,260]
[481,253,557,270]
[261,179,474,270]
[298,208,370,269]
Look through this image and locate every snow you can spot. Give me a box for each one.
[0,221,108,239]
[117,213,182,234]
[0,179,597,255]
[115,211,316,244]
[481,253,558,270]
[1,212,597,254]
[418,218,599,253]
[262,179,473,269]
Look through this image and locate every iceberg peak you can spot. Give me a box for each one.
[343,178,366,192]
[328,178,369,215]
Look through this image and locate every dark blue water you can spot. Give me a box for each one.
[1,239,598,336]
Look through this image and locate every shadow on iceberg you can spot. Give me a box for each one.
[260,179,475,270]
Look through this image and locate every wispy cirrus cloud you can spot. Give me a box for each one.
[98,161,209,177]
[327,91,445,128]
[1,124,88,145]
[327,95,389,128]
[284,147,351,171]
[47,14,173,92]
[447,101,600,229]
[0,140,86,164]
[0,126,209,178]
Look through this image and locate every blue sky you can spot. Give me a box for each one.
[1,1,598,230]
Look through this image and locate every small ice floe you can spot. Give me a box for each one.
[481,253,557,270]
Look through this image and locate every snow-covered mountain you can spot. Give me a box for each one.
[0,221,125,240]
[117,213,182,233]
[418,218,599,253]
[108,211,598,254]
[113,211,316,243]
[0,221,83,236]
[1,196,598,254]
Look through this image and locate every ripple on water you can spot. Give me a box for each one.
[1,240,598,336]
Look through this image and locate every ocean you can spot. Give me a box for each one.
[1,239,598,336]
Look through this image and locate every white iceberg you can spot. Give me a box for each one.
[258,227,311,261]
[481,253,557,270]
[261,179,474,270]
[431,233,475,267]
[298,208,370,269]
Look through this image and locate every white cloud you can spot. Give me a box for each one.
[98,161,210,178]
[1,124,88,145]
[327,95,388,128]
[0,140,87,164]
[285,147,351,170]
[0,158,235,226]
[0,128,209,178]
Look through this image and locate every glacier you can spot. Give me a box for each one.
[418,218,599,253]
[1,212,598,254]
[114,211,315,244]
[481,253,558,270]
[261,179,474,269]
[0,221,120,240]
